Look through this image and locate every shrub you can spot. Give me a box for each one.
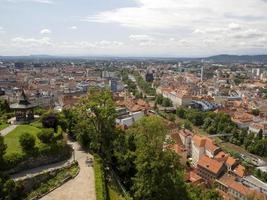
[37,128,54,144]
[19,133,36,152]
[94,154,107,200]
[1,153,25,170]
[54,126,63,141]
[0,136,7,160]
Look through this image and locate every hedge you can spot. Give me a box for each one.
[94,154,107,200]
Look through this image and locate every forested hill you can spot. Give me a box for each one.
[204,54,267,63]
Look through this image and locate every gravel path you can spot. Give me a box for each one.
[40,141,96,200]
[0,125,17,136]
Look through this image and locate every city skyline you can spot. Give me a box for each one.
[1,0,267,57]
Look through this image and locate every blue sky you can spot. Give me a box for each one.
[0,0,267,56]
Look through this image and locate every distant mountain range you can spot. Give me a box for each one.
[204,54,267,63]
[1,54,267,63]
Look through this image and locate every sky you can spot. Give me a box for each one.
[1,0,267,57]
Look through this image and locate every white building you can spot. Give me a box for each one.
[116,111,144,128]
[249,122,267,137]
[191,135,221,166]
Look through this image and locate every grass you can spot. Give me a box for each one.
[4,125,42,156]
[94,154,107,200]
[0,123,9,131]
[26,162,79,199]
[30,120,43,128]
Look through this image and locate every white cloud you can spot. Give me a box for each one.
[0,26,5,34]
[83,0,267,29]
[98,40,123,47]
[40,29,51,34]
[228,23,241,30]
[32,0,53,3]
[193,29,206,34]
[11,37,52,46]
[69,26,77,30]
[231,29,265,39]
[6,0,53,4]
[129,34,154,41]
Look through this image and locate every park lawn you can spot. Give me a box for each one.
[30,120,43,128]
[0,123,9,131]
[4,125,43,156]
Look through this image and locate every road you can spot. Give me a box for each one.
[0,125,17,136]
[41,141,96,200]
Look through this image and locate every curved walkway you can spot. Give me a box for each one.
[40,141,96,200]
[0,125,17,136]
[12,156,73,180]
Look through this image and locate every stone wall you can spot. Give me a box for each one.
[4,147,72,175]
[16,162,77,194]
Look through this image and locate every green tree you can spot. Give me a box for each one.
[183,120,193,131]
[258,129,263,140]
[203,117,213,129]
[252,109,260,116]
[19,133,36,152]
[130,116,188,200]
[62,108,78,137]
[112,129,137,189]
[41,111,59,132]
[162,98,173,107]
[155,94,163,105]
[37,128,54,144]
[0,174,24,200]
[0,99,10,114]
[207,125,217,135]
[78,89,117,159]
[0,136,7,163]
[176,108,186,119]
[187,185,222,200]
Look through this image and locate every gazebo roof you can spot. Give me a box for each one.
[10,90,37,110]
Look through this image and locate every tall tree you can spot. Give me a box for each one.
[78,89,117,160]
[129,116,188,200]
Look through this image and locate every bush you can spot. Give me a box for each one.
[37,128,54,144]
[0,136,7,160]
[54,126,63,141]
[1,152,25,170]
[94,154,107,200]
[0,174,24,200]
[19,132,36,152]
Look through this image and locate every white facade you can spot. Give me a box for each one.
[249,123,267,137]
[191,142,205,166]
[116,111,144,127]
[179,131,192,156]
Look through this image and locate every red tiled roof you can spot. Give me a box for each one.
[233,164,245,178]
[228,181,250,196]
[226,156,237,167]
[192,135,219,153]
[215,151,229,162]
[197,155,224,175]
